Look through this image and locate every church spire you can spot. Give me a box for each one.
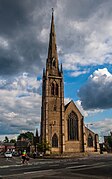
[47,9,58,70]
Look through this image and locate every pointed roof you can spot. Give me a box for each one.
[65,100,83,117]
[85,126,96,135]
[47,9,58,65]
[64,100,71,110]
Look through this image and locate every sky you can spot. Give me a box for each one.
[0,0,112,142]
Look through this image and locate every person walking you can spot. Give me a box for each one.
[21,150,27,164]
[33,151,36,159]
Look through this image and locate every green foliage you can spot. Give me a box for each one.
[10,139,16,144]
[37,142,50,153]
[17,131,34,141]
[3,136,9,143]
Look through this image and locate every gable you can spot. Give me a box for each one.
[65,100,83,119]
[84,126,96,136]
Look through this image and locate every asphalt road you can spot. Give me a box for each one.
[0,154,112,178]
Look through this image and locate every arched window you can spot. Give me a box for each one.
[55,83,58,96]
[88,134,93,147]
[68,111,79,141]
[52,133,58,147]
[51,82,58,96]
[51,82,55,95]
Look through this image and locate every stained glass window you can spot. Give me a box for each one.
[68,111,79,141]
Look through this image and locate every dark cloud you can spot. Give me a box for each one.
[0,0,112,76]
[78,68,112,110]
[0,0,53,35]
[59,0,105,20]
[0,0,27,36]
[0,0,57,76]
[1,0,112,136]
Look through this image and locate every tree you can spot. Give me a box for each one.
[37,142,50,154]
[10,139,16,144]
[4,136,9,143]
[17,131,34,142]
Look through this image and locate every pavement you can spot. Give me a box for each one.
[0,152,109,168]
[0,156,48,168]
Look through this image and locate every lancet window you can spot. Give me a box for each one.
[51,82,55,95]
[51,82,58,96]
[88,134,93,147]
[68,111,79,141]
[52,133,58,147]
[56,83,58,96]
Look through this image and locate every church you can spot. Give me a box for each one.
[41,10,99,154]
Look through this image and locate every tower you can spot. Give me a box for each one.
[41,10,65,154]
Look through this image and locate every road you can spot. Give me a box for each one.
[0,154,112,178]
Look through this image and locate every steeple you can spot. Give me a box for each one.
[41,9,65,154]
[47,9,59,71]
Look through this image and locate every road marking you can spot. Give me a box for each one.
[67,164,88,169]
[67,162,79,165]
[24,169,53,175]
[83,164,110,170]
[0,166,10,168]
[68,163,112,171]
[24,171,41,174]
[90,162,105,166]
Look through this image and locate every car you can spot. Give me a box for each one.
[4,151,12,158]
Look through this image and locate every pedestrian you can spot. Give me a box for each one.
[26,154,30,164]
[33,151,36,159]
[21,150,27,164]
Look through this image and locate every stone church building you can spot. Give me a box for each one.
[41,11,99,154]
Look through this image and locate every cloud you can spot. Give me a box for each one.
[0,89,41,134]
[0,0,112,77]
[78,68,112,110]
[0,74,41,135]
[89,118,112,141]
[70,69,89,77]
[55,0,112,76]
[75,100,88,117]
[64,98,71,105]
[0,73,41,93]
[84,118,112,143]
[0,0,57,76]
[75,100,104,118]
[1,0,112,136]
[0,134,19,141]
